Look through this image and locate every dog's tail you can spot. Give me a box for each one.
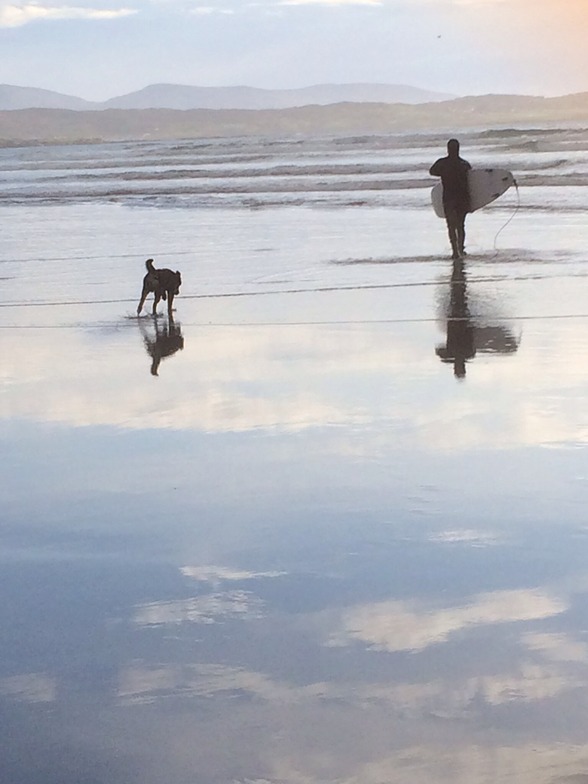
[145,258,156,273]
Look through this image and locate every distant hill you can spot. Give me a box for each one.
[100,83,455,110]
[0,84,94,110]
[0,82,454,111]
[2,92,588,145]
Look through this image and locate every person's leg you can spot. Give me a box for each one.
[457,211,467,254]
[445,205,460,259]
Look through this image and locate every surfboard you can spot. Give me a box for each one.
[431,168,515,218]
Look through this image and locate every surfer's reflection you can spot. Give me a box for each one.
[436,257,474,378]
[436,257,519,378]
[140,318,184,376]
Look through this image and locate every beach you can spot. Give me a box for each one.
[2,129,588,782]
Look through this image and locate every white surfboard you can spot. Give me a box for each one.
[431,168,515,218]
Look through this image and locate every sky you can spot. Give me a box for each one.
[0,0,587,101]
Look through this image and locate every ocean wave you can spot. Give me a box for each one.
[1,131,588,210]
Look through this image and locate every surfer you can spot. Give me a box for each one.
[429,139,471,260]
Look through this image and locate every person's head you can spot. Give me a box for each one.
[447,138,460,157]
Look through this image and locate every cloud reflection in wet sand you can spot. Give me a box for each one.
[133,590,265,626]
[326,588,567,653]
[0,673,56,703]
[3,307,588,450]
[4,136,588,784]
[113,653,588,784]
[180,565,285,582]
[523,632,588,663]
[118,658,581,711]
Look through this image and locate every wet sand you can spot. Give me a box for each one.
[2,174,588,782]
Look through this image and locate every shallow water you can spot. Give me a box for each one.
[2,130,588,783]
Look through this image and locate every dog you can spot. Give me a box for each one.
[137,258,182,319]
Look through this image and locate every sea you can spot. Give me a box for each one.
[2,126,588,783]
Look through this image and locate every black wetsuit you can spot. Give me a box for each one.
[429,154,471,258]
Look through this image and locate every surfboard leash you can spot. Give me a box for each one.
[492,177,520,254]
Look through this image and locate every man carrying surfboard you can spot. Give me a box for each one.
[429,139,471,260]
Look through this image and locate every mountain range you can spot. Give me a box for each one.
[0,83,455,111]
[2,87,588,145]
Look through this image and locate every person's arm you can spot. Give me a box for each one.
[429,158,443,176]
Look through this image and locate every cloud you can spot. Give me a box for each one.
[450,0,509,4]
[188,5,234,13]
[327,588,567,653]
[278,0,381,6]
[0,2,137,27]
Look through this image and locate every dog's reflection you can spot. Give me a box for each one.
[436,256,519,378]
[140,318,184,376]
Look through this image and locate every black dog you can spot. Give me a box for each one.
[137,258,182,319]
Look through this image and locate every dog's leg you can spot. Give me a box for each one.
[137,284,149,315]
[167,292,174,320]
[152,292,161,316]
